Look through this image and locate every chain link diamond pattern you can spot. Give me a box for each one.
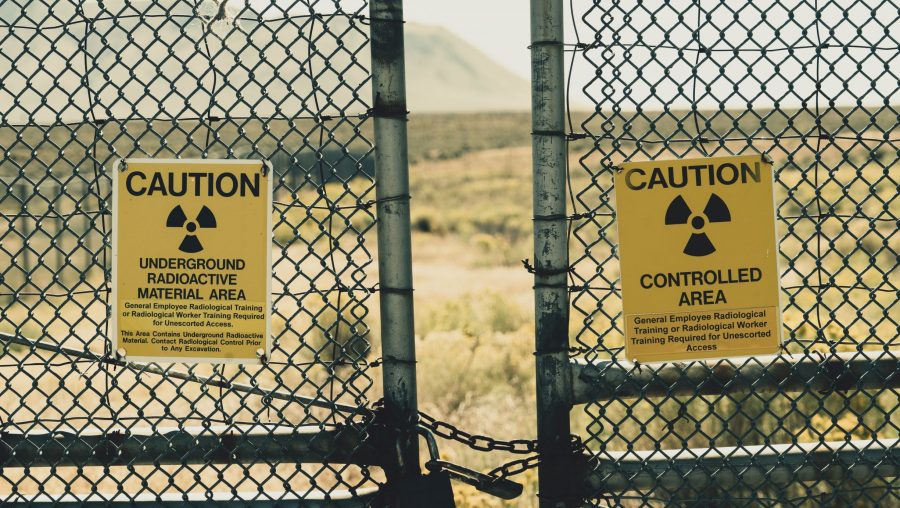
[571,0,898,504]
[1,0,381,503]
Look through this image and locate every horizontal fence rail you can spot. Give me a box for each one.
[585,439,900,493]
[571,351,900,404]
[0,424,376,468]
[12,489,380,507]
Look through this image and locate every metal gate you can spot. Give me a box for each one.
[4,0,899,505]
[0,0,414,504]
[529,0,899,505]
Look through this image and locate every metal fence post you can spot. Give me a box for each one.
[530,0,575,506]
[16,181,32,291]
[370,0,420,491]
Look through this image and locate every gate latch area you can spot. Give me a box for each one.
[419,428,525,501]
[395,467,455,508]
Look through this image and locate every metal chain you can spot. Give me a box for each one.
[487,454,543,480]
[487,434,584,480]
[416,409,585,482]
[418,411,538,454]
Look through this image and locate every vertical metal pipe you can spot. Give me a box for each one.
[54,182,64,272]
[369,0,420,488]
[84,180,95,269]
[531,0,575,506]
[16,181,32,291]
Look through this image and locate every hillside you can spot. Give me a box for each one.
[404,24,529,112]
[0,2,528,123]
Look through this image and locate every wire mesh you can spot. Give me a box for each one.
[569,0,899,505]
[0,0,382,503]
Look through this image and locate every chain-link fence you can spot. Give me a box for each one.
[5,0,900,505]
[0,0,387,504]
[567,0,899,505]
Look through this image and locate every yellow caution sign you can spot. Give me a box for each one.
[615,154,782,363]
[112,159,272,363]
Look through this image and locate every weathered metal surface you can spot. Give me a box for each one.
[0,423,377,467]
[530,0,575,506]
[370,0,420,489]
[11,488,380,507]
[585,439,900,493]
[571,351,900,404]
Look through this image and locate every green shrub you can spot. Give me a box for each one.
[419,292,527,339]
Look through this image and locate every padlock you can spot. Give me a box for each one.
[388,427,457,507]
[395,468,456,508]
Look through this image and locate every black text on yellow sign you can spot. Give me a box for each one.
[615,155,782,363]
[112,159,272,364]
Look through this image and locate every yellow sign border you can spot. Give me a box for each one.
[615,153,784,364]
[111,158,273,364]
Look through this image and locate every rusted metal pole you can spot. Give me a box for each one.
[369,0,420,492]
[530,0,576,506]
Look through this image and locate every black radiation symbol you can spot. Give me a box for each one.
[664,193,731,256]
[166,205,217,253]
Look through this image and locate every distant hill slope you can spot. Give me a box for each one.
[0,2,528,122]
[405,24,529,113]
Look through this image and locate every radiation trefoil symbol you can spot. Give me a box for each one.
[665,193,731,256]
[166,205,217,253]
